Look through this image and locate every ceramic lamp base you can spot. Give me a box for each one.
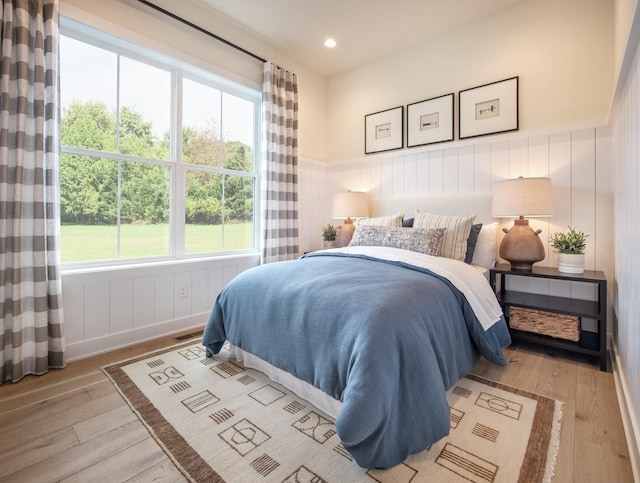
[335,218,355,247]
[499,217,545,271]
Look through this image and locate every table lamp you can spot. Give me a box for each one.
[332,191,369,247]
[491,176,555,270]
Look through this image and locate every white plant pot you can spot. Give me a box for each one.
[323,240,336,249]
[557,253,585,274]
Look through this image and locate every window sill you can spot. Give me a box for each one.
[61,251,260,277]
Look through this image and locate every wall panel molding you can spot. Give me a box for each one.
[62,254,260,360]
[300,125,614,331]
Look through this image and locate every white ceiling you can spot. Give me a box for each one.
[197,0,525,77]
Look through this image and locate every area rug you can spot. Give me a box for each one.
[103,342,563,482]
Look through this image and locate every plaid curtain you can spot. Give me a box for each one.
[0,0,64,384]
[261,62,299,263]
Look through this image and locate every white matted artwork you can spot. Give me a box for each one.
[365,106,403,154]
[407,93,454,147]
[459,77,518,139]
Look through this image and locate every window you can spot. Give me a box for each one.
[59,18,260,266]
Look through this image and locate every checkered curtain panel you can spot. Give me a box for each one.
[0,0,64,384]
[261,62,299,264]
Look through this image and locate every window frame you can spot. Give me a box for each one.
[60,17,261,269]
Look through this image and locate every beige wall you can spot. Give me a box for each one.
[60,0,329,161]
[615,0,639,79]
[327,0,614,161]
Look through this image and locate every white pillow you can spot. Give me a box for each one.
[471,222,497,269]
[356,212,404,227]
[413,212,476,261]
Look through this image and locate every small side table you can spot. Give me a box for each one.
[490,264,607,371]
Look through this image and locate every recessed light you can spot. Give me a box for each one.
[324,38,336,48]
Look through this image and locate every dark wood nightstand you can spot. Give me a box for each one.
[490,264,608,371]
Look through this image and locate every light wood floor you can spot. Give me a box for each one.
[0,330,634,482]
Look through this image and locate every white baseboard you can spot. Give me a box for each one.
[65,313,208,363]
[611,340,640,482]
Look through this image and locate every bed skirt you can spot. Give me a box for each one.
[228,343,343,419]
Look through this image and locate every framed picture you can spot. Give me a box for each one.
[406,93,454,147]
[365,106,403,154]
[459,76,518,139]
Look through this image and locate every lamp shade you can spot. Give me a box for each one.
[332,191,369,219]
[491,177,555,218]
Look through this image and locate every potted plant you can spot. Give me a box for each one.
[550,226,589,273]
[321,224,337,249]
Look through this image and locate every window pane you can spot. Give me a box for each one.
[119,57,171,160]
[60,154,118,262]
[185,170,223,253]
[222,93,254,172]
[60,224,118,263]
[120,162,171,258]
[60,154,172,262]
[223,175,254,250]
[182,78,222,167]
[60,36,117,151]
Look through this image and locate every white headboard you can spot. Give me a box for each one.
[369,192,495,225]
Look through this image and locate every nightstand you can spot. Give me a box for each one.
[490,264,607,371]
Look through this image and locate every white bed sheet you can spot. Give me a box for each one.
[473,264,489,281]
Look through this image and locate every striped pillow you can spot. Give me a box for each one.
[413,213,476,261]
[356,212,404,227]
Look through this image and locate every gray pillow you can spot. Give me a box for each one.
[464,223,483,264]
[349,226,446,256]
[402,217,414,227]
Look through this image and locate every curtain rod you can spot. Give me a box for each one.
[135,0,267,64]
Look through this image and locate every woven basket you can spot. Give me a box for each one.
[509,306,580,342]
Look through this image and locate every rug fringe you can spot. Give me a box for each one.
[544,400,564,483]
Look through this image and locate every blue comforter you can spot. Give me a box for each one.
[202,251,510,469]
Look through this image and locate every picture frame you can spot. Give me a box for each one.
[459,76,519,139]
[365,106,404,154]
[406,93,454,147]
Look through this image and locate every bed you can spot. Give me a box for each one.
[202,193,511,469]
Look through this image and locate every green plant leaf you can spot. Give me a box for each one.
[321,223,337,241]
[550,226,589,254]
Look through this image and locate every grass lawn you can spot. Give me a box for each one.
[60,223,254,263]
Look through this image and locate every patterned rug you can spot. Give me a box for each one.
[103,342,563,482]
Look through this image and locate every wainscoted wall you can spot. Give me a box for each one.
[303,126,614,334]
[325,128,612,256]
[298,158,331,253]
[62,254,259,361]
[610,19,640,475]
